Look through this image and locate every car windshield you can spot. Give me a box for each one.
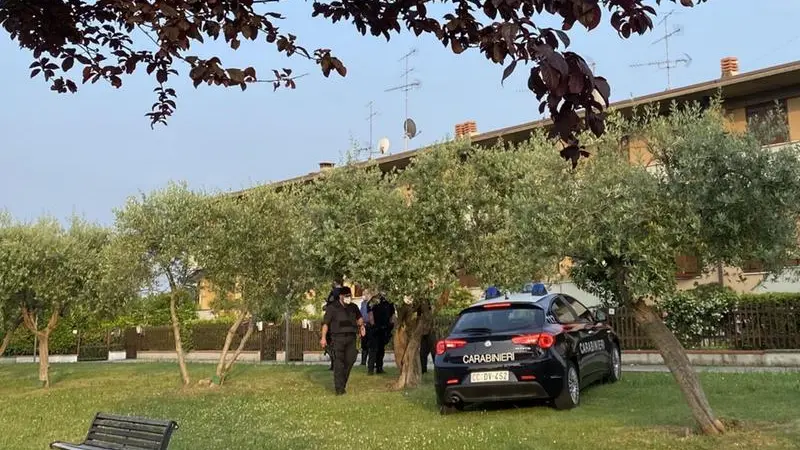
[452,306,545,334]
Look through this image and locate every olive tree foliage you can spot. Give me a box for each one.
[301,140,552,388]
[194,187,315,385]
[0,217,115,387]
[300,161,388,288]
[0,212,22,356]
[509,102,800,434]
[113,182,207,386]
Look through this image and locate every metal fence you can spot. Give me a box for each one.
[604,303,800,351]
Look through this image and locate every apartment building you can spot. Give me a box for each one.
[197,57,800,314]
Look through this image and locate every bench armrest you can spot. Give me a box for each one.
[50,442,86,450]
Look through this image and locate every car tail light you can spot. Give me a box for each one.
[446,378,460,385]
[483,302,511,309]
[435,339,467,355]
[511,333,555,349]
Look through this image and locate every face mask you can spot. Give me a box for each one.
[343,297,352,305]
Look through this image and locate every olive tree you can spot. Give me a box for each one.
[301,156,442,389]
[302,141,547,389]
[509,103,800,434]
[0,217,112,387]
[0,213,21,356]
[195,187,315,385]
[113,182,207,386]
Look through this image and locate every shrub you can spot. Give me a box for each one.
[738,292,800,306]
[660,284,738,347]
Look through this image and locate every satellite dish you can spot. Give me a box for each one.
[404,118,418,139]
[378,137,390,154]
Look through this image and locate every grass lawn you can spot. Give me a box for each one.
[1,363,798,450]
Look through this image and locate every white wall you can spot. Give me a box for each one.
[545,281,602,307]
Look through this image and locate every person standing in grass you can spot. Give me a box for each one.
[359,289,374,366]
[320,286,366,395]
[367,293,395,375]
[323,279,343,371]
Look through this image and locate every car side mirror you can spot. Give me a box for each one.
[594,309,608,322]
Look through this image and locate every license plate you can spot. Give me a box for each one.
[470,371,509,383]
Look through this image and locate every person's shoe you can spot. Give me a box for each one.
[367,370,374,376]
[376,368,385,374]
[335,390,345,396]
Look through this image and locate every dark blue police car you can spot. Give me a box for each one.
[434,292,621,414]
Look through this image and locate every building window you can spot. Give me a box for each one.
[675,254,700,278]
[746,100,789,145]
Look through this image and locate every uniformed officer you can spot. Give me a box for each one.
[323,280,342,371]
[359,291,374,365]
[367,293,395,375]
[320,286,366,395]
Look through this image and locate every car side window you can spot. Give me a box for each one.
[550,297,578,324]
[563,295,594,323]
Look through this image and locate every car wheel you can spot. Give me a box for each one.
[553,362,580,410]
[605,344,622,383]
[439,403,458,415]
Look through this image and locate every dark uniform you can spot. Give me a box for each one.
[322,297,362,395]
[368,296,395,374]
[324,286,340,371]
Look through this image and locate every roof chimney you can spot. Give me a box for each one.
[720,57,739,78]
[454,121,478,139]
[319,161,335,172]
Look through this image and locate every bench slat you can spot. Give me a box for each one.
[85,433,161,450]
[52,443,124,450]
[89,424,165,441]
[84,439,158,450]
[91,419,169,435]
[95,413,176,429]
[88,430,164,446]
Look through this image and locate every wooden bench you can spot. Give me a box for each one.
[50,412,179,450]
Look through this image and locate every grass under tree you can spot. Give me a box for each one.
[1,363,798,450]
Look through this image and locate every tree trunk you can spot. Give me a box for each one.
[21,307,59,388]
[631,300,726,435]
[219,320,255,385]
[393,323,408,373]
[38,332,50,387]
[0,317,22,356]
[215,310,245,382]
[394,305,432,390]
[169,291,191,386]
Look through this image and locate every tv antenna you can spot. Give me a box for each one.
[630,10,691,90]
[365,101,380,158]
[385,48,422,152]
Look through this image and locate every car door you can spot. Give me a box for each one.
[562,295,609,381]
[548,296,593,381]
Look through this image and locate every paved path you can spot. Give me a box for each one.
[623,364,800,373]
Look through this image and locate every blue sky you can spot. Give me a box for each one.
[1,0,799,224]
